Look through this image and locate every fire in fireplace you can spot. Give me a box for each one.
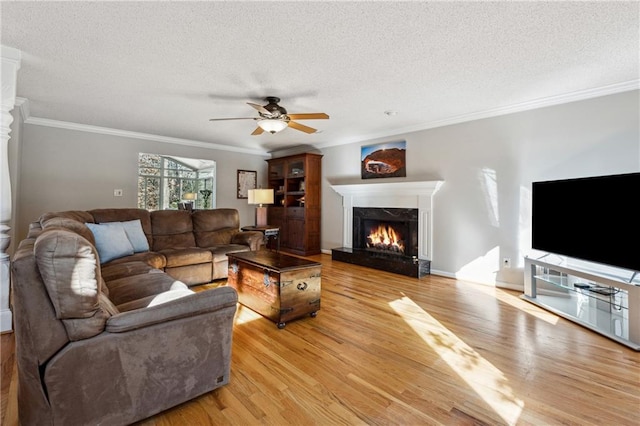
[365,222,405,254]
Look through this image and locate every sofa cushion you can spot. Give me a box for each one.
[192,208,240,230]
[209,244,252,262]
[103,251,166,270]
[86,222,135,263]
[106,270,182,309]
[90,208,153,248]
[151,210,196,250]
[195,227,238,248]
[160,248,212,268]
[101,260,161,282]
[34,229,108,340]
[163,263,213,286]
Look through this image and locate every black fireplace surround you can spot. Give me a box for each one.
[332,207,431,278]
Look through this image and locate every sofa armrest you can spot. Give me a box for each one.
[105,286,237,333]
[231,231,264,251]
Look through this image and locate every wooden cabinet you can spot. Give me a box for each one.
[267,153,322,256]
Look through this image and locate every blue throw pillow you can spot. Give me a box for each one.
[86,222,135,264]
[121,219,150,253]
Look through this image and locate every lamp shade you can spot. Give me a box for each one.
[248,189,274,205]
[257,119,288,134]
[183,193,197,200]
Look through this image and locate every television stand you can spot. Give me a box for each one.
[522,257,640,351]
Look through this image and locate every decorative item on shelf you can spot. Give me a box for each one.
[248,188,274,227]
[299,181,305,191]
[297,196,305,206]
[180,192,197,211]
[291,168,303,176]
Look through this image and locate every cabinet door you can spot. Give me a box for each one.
[286,217,305,251]
[269,160,285,179]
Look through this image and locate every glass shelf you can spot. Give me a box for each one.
[523,257,639,351]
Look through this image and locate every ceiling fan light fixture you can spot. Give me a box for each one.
[257,118,288,134]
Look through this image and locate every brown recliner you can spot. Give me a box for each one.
[11,228,238,425]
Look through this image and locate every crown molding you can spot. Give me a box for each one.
[15,99,270,157]
[313,79,640,150]
[16,78,640,157]
[1,45,21,67]
[15,97,29,120]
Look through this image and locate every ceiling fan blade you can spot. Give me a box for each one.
[209,117,257,121]
[287,113,329,120]
[247,102,272,116]
[288,121,317,134]
[251,127,264,136]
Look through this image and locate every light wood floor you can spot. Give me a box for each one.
[2,254,639,425]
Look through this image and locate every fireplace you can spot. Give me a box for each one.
[333,206,429,277]
[353,207,418,257]
[330,181,442,278]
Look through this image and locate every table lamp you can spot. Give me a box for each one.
[248,188,274,227]
[183,192,197,211]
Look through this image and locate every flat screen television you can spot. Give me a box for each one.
[532,172,640,272]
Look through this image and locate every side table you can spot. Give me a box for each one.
[241,225,280,252]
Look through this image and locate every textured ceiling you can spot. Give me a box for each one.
[2,1,639,155]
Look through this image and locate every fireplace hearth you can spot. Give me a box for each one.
[332,207,430,278]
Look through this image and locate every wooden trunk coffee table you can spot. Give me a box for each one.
[226,251,321,328]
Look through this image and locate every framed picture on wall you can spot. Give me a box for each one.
[237,170,257,199]
[361,140,407,179]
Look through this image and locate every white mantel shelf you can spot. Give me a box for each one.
[330,180,443,261]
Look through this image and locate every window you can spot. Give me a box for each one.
[138,153,216,210]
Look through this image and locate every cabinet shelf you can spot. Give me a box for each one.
[523,257,639,351]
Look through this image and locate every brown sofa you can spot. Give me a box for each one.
[10,208,263,425]
[37,208,264,286]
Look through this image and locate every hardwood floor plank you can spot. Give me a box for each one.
[3,253,639,425]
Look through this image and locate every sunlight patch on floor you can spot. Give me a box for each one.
[389,296,524,426]
[471,284,560,325]
[234,305,262,325]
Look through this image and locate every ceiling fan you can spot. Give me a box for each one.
[209,96,329,135]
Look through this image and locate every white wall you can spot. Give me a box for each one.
[319,91,640,288]
[15,123,269,242]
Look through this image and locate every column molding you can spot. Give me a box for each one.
[1,45,21,332]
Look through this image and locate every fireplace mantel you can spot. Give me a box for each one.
[331,181,443,260]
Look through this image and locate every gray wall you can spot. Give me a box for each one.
[15,123,269,242]
[319,90,640,287]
